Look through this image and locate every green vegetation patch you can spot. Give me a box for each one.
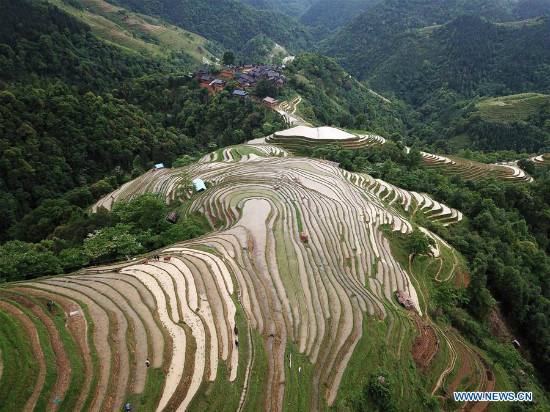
[476,93,550,124]
[0,309,40,412]
[48,0,215,61]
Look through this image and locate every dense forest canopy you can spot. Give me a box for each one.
[299,0,380,38]
[108,0,315,57]
[322,0,550,91]
[317,0,550,153]
[242,0,316,17]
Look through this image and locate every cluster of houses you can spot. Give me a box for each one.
[195,64,285,108]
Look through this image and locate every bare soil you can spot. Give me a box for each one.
[411,316,440,373]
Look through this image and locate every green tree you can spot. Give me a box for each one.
[406,229,435,260]
[255,78,277,98]
[467,255,496,321]
[364,374,394,412]
[517,158,536,175]
[91,179,114,199]
[58,247,90,269]
[222,50,235,66]
[0,240,61,280]
[113,194,169,234]
[84,224,144,261]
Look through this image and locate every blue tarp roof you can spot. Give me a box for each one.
[192,178,206,191]
[155,163,164,169]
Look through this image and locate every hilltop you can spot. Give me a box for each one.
[0,142,500,412]
[2,137,550,411]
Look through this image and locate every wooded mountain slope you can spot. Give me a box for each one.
[322,0,550,95]
[109,0,314,54]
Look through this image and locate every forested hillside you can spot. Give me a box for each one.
[108,0,314,56]
[0,0,191,90]
[413,92,550,153]
[45,0,218,62]
[353,15,549,101]
[322,0,550,86]
[0,0,284,248]
[284,53,410,135]
[319,0,550,152]
[299,0,379,38]
[242,0,315,17]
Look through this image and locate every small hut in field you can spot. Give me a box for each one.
[300,232,309,243]
[193,178,206,192]
[396,290,414,309]
[166,211,178,224]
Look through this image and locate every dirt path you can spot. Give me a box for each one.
[406,255,490,410]
[0,300,46,412]
[467,354,495,412]
[409,254,428,315]
[411,315,439,373]
[447,339,476,395]
[431,325,458,396]
[405,258,459,397]
[14,286,94,412]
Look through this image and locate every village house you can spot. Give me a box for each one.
[263,96,278,108]
[199,74,214,87]
[395,290,414,309]
[210,78,227,92]
[221,66,236,77]
[232,89,248,99]
[195,63,285,95]
[237,72,256,89]
[166,211,178,224]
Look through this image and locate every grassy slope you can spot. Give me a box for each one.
[476,93,550,123]
[46,0,216,62]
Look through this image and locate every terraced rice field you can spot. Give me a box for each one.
[1,143,495,411]
[413,149,533,183]
[531,153,550,166]
[267,126,534,183]
[266,126,373,150]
